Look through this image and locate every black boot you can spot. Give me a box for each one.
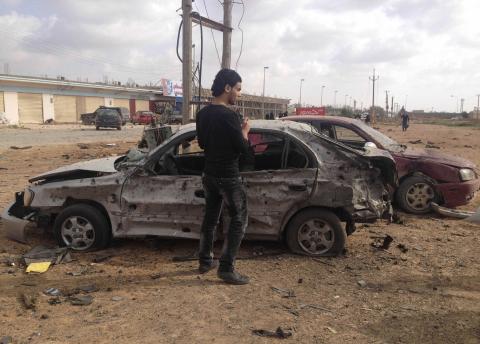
[217,270,250,285]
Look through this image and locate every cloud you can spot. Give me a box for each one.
[0,0,479,111]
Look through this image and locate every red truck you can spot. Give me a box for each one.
[131,111,156,125]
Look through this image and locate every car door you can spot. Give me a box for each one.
[241,130,318,238]
[119,132,205,239]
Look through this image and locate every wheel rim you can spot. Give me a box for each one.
[61,216,95,250]
[297,219,335,255]
[405,182,435,211]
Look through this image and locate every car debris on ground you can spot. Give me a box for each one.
[252,327,292,339]
[69,295,94,306]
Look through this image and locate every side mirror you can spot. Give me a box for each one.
[364,142,378,149]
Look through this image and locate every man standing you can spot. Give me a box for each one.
[196,69,250,285]
[400,106,410,131]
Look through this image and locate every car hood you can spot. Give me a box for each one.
[399,147,476,169]
[29,156,120,182]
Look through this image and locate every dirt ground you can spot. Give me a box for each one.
[0,121,479,344]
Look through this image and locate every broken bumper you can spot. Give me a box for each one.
[436,178,480,208]
[431,202,480,223]
[1,202,31,243]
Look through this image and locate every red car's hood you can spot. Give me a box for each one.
[398,147,476,169]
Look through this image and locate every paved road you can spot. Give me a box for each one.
[0,124,145,149]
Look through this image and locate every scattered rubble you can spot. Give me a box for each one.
[10,146,32,150]
[26,262,51,273]
[77,143,90,149]
[69,295,94,306]
[20,292,37,310]
[252,327,292,339]
[0,336,13,344]
[397,244,409,253]
[425,144,440,149]
[371,235,394,250]
[271,286,296,298]
[409,139,423,144]
[44,288,62,297]
[357,280,367,288]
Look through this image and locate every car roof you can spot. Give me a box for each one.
[283,115,361,125]
[177,119,315,136]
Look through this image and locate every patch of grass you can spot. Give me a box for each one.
[418,119,480,128]
[6,124,30,129]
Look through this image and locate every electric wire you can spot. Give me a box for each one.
[234,0,245,70]
[200,0,222,66]
[0,28,181,78]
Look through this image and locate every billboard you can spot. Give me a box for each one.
[295,107,326,116]
[161,79,183,97]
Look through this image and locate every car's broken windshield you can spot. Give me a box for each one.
[356,121,405,152]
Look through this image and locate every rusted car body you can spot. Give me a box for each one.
[2,121,396,256]
[286,116,480,214]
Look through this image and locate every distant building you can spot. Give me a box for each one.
[0,74,289,124]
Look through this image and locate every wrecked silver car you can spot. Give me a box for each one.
[1,120,396,256]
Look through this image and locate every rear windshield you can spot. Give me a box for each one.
[98,109,119,118]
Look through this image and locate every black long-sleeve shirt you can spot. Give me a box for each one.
[196,104,249,178]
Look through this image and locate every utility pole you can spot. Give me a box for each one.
[320,85,325,107]
[385,90,389,117]
[299,78,304,106]
[181,0,193,124]
[369,68,379,124]
[262,66,269,118]
[477,94,480,120]
[334,90,338,115]
[184,0,233,123]
[222,0,233,69]
[391,96,394,116]
[460,98,464,113]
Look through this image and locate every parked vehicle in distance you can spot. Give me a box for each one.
[95,107,127,130]
[132,111,156,125]
[2,120,396,256]
[81,106,130,127]
[284,115,480,214]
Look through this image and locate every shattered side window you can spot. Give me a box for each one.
[286,140,311,169]
[177,137,203,155]
[248,132,285,170]
[335,126,366,143]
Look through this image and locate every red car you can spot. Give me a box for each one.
[131,111,156,125]
[285,115,480,214]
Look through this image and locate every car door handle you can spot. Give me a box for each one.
[194,189,205,198]
[288,184,307,191]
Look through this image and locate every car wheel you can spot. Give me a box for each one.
[53,204,111,251]
[285,209,346,256]
[396,175,439,214]
[117,126,122,130]
[96,126,99,130]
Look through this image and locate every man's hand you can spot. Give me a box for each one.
[242,117,250,140]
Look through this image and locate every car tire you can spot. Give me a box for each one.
[285,209,346,256]
[53,204,111,251]
[396,175,439,214]
[117,126,122,130]
[96,126,99,130]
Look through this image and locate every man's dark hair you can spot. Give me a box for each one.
[211,69,242,97]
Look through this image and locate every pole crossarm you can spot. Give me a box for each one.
[191,12,233,32]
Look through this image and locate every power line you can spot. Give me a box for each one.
[234,0,245,70]
[199,0,222,66]
[0,28,181,77]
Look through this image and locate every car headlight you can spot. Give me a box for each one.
[459,168,475,181]
[23,188,35,207]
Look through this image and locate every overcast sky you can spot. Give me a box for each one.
[1,0,479,112]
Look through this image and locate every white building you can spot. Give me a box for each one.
[0,74,162,124]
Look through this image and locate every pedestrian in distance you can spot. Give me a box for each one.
[400,106,410,131]
[196,68,251,285]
